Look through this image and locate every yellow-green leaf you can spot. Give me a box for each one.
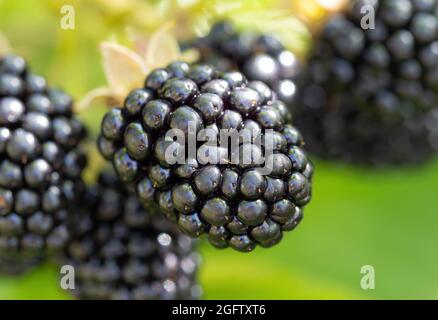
[76,87,120,112]
[126,27,150,59]
[145,23,181,68]
[180,48,200,64]
[0,32,11,56]
[100,42,147,98]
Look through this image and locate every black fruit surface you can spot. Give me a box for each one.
[98,63,313,252]
[189,20,302,109]
[61,170,201,300]
[0,54,87,273]
[295,0,438,165]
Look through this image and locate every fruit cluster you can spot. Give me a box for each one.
[98,63,313,252]
[6,0,438,301]
[294,0,438,165]
[191,21,302,108]
[0,54,87,273]
[62,170,201,300]
[0,54,203,300]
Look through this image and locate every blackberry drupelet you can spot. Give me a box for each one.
[0,54,87,274]
[61,170,201,300]
[190,20,301,109]
[295,0,438,165]
[98,63,313,252]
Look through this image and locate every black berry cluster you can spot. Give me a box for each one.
[190,20,302,108]
[0,54,87,273]
[62,170,201,300]
[98,62,313,252]
[295,0,438,165]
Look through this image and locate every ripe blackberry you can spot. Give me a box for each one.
[0,54,87,273]
[190,20,301,110]
[295,0,438,165]
[61,170,201,300]
[98,63,313,252]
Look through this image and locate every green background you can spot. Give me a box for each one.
[0,0,437,300]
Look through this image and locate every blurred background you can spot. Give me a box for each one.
[0,0,437,299]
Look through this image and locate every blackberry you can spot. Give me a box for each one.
[189,20,301,110]
[98,63,313,252]
[0,54,87,274]
[61,170,201,300]
[295,0,438,165]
